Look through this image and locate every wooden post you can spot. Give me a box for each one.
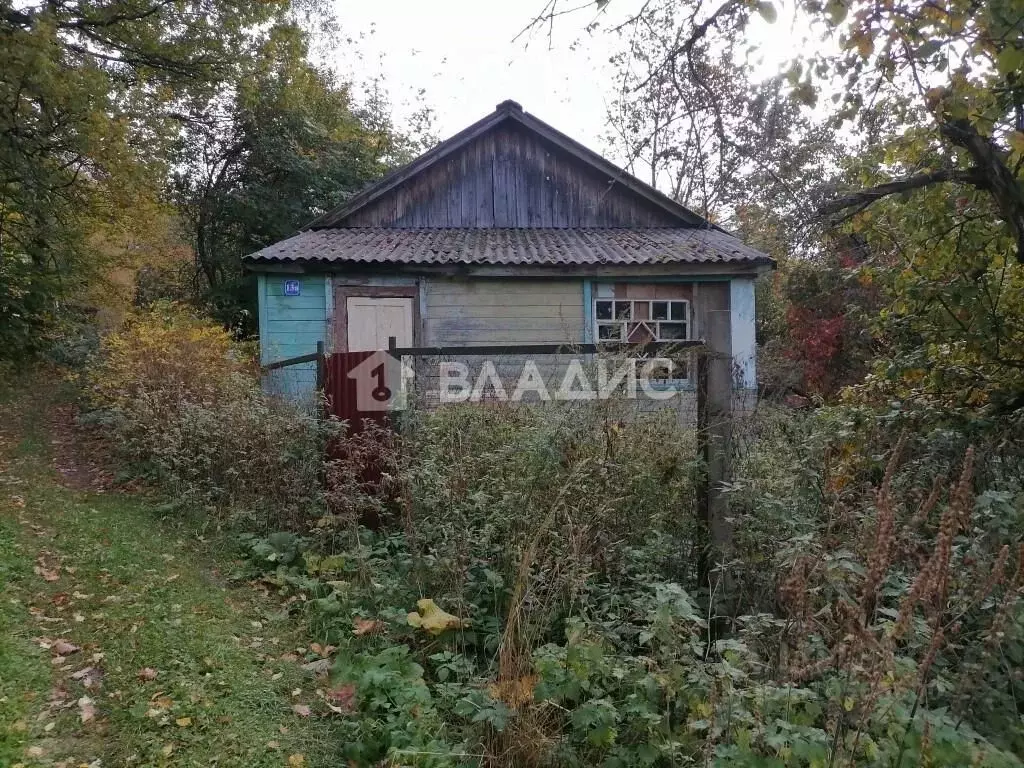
[315,341,328,424]
[315,341,326,394]
[696,310,734,628]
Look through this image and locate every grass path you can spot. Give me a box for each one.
[0,374,340,767]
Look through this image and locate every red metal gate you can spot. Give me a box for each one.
[321,352,396,528]
[322,351,392,433]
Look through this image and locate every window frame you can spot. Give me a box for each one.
[592,298,691,344]
[591,297,692,385]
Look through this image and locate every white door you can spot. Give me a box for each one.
[346,297,414,351]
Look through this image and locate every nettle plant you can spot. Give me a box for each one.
[769,439,1024,764]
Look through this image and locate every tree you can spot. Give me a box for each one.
[603,0,842,255]
[810,0,1024,260]
[170,25,437,331]
[557,0,1023,260]
[802,0,1024,413]
[0,0,328,356]
[533,0,1024,411]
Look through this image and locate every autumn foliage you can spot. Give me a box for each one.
[90,302,252,410]
[87,303,325,526]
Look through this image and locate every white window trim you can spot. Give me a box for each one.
[591,298,693,385]
[592,299,691,343]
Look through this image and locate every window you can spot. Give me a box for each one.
[593,298,691,383]
[593,299,689,344]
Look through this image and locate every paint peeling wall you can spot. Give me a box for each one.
[258,274,327,400]
[729,278,757,391]
[256,272,760,410]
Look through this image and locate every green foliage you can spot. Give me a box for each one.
[845,181,1024,418]
[0,0,331,359]
[87,303,332,527]
[216,399,1023,766]
[330,645,463,766]
[0,10,142,357]
[170,25,426,331]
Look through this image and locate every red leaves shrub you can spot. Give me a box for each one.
[784,306,848,394]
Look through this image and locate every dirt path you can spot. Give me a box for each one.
[0,373,339,767]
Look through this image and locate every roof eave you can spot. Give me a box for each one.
[243,257,774,277]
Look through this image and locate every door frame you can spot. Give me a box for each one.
[333,284,420,353]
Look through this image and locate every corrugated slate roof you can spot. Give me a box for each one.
[244,228,771,267]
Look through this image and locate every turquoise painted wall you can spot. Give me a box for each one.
[258,274,328,401]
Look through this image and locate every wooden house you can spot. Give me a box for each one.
[244,100,773,407]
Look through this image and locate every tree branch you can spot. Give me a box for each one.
[817,168,988,219]
[633,0,744,93]
[2,7,35,27]
[940,117,1024,264]
[57,0,176,31]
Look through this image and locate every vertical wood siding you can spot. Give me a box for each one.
[340,124,683,229]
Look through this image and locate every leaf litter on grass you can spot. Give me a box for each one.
[0,372,345,766]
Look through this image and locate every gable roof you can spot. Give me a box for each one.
[244,100,774,271]
[304,99,718,231]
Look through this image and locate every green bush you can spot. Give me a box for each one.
[87,303,331,528]
[88,312,1022,767]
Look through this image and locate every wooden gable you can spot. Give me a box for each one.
[308,101,711,231]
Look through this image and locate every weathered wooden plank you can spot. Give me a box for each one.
[494,127,514,227]
[431,316,585,332]
[331,120,689,228]
[423,305,586,320]
[426,277,580,294]
[515,135,531,227]
[264,295,327,311]
[425,290,582,305]
[265,318,328,335]
[478,136,495,226]
[425,297,582,310]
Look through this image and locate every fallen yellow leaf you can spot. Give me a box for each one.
[175,717,192,727]
[406,599,468,635]
[288,754,306,767]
